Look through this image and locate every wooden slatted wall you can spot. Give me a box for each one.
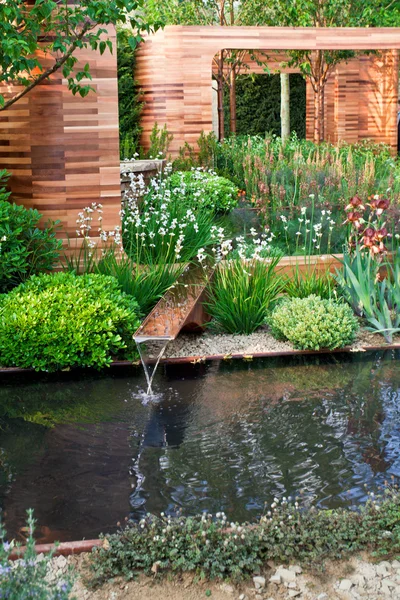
[137,26,399,155]
[0,27,121,244]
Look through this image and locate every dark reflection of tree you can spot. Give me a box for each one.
[138,351,400,521]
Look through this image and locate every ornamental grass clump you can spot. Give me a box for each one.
[0,510,74,600]
[0,272,140,371]
[269,295,359,350]
[206,251,284,335]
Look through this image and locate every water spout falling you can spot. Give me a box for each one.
[135,338,170,396]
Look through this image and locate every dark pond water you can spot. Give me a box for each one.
[0,350,399,542]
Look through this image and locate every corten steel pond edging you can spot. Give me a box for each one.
[9,539,103,560]
[1,343,400,375]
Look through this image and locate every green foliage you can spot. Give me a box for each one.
[0,178,61,292]
[0,509,73,599]
[283,265,336,300]
[117,30,143,160]
[223,73,306,138]
[173,132,218,171]
[89,490,400,585]
[206,256,284,334]
[0,273,141,371]
[168,170,239,213]
[214,135,400,254]
[94,249,184,316]
[0,0,160,111]
[122,169,220,264]
[335,249,400,343]
[269,295,359,350]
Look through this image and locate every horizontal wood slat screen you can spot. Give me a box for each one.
[136,26,399,154]
[0,27,121,246]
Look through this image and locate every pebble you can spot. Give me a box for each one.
[339,579,353,591]
[316,594,329,600]
[220,583,235,594]
[269,574,282,585]
[287,591,301,598]
[253,576,266,590]
[275,568,296,583]
[255,595,263,600]
[289,566,302,575]
[238,594,246,600]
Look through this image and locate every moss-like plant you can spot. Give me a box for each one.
[0,272,140,371]
[269,295,359,350]
[168,169,239,213]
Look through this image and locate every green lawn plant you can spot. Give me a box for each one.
[0,272,141,371]
[283,264,336,300]
[269,295,359,350]
[206,254,284,334]
[0,510,74,599]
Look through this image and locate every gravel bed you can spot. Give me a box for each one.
[158,328,400,360]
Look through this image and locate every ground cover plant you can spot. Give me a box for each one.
[0,510,73,599]
[0,272,140,371]
[90,489,400,585]
[0,170,61,293]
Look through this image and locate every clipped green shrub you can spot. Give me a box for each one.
[168,169,239,213]
[0,509,74,599]
[0,174,61,292]
[269,295,359,350]
[0,273,140,371]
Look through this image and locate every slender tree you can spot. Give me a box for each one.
[0,0,161,112]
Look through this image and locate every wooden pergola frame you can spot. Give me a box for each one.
[136,26,400,154]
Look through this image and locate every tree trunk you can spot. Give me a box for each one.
[280,73,290,143]
[229,67,237,134]
[217,50,225,141]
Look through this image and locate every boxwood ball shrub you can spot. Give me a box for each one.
[168,169,239,213]
[269,295,359,350]
[0,273,141,371]
[0,175,61,292]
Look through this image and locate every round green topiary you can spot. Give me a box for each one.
[0,272,141,371]
[269,294,359,350]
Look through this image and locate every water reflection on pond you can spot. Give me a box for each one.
[0,350,399,542]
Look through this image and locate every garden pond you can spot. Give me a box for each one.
[0,350,399,542]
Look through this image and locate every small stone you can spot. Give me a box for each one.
[376,564,389,577]
[350,574,366,588]
[288,582,298,590]
[380,561,392,569]
[385,580,396,589]
[220,584,235,594]
[276,568,296,583]
[289,565,302,575]
[381,581,392,596]
[288,591,301,598]
[269,575,282,585]
[253,576,266,590]
[360,565,376,580]
[339,579,353,591]
[316,594,329,600]
[238,595,246,600]
[391,560,400,569]
[255,595,263,600]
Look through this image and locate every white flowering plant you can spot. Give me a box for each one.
[122,170,222,265]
